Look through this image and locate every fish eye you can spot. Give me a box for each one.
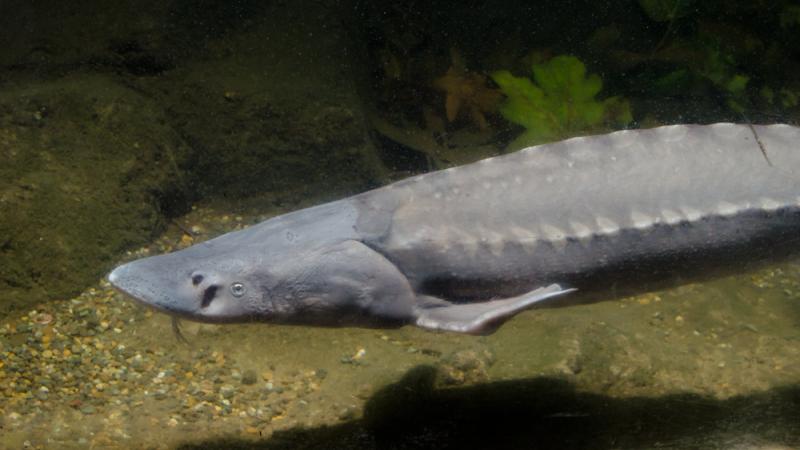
[230,282,246,297]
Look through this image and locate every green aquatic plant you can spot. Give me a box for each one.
[637,0,696,52]
[491,55,632,150]
[697,39,750,111]
[652,36,751,112]
[637,0,695,22]
[780,5,800,28]
[760,86,799,109]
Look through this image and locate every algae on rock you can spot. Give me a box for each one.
[0,74,190,312]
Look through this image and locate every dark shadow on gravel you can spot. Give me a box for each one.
[177,365,800,450]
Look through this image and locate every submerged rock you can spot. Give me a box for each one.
[0,74,191,312]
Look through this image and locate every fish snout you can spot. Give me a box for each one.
[108,258,196,317]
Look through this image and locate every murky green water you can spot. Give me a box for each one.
[2,0,800,448]
[2,205,799,449]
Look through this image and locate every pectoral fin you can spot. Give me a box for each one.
[413,284,576,335]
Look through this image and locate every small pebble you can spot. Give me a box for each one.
[241,369,258,385]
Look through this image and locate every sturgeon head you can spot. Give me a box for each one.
[108,200,412,325]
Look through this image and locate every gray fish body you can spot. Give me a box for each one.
[109,123,800,334]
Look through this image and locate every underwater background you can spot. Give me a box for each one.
[1,0,799,448]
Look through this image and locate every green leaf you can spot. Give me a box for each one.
[725,74,749,94]
[492,55,632,150]
[492,70,546,127]
[653,69,691,92]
